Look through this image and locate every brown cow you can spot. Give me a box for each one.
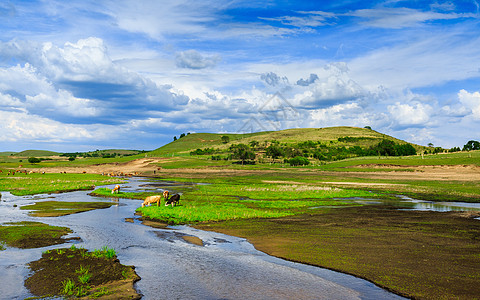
[142,195,162,207]
[111,185,121,194]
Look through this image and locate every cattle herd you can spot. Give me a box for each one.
[140,189,180,207]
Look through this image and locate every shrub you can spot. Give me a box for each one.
[28,157,41,164]
[288,156,310,166]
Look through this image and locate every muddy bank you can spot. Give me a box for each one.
[196,205,480,299]
[0,221,74,249]
[25,246,140,299]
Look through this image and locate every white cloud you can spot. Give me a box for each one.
[175,50,220,69]
[349,32,480,90]
[259,11,336,28]
[458,89,480,119]
[346,7,477,29]
[0,110,94,143]
[292,63,367,108]
[387,102,432,126]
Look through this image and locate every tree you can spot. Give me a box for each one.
[266,144,285,159]
[287,156,310,166]
[373,140,397,156]
[173,136,177,141]
[230,144,255,164]
[28,157,41,164]
[180,133,186,138]
[221,135,230,144]
[395,144,416,156]
[68,156,76,161]
[364,126,372,130]
[463,140,480,151]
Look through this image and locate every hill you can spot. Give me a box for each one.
[14,150,60,157]
[148,132,270,156]
[149,126,424,157]
[0,152,16,156]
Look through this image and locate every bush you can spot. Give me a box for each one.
[287,156,310,166]
[28,157,41,164]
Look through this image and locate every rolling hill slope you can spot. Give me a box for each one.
[148,126,424,157]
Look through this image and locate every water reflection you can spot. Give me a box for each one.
[353,195,480,212]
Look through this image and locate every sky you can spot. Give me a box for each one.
[0,0,479,152]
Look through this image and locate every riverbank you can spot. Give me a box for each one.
[196,205,480,299]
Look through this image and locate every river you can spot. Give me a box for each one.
[5,177,476,299]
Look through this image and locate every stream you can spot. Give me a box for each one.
[2,177,478,299]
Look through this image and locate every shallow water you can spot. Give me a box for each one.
[350,195,480,212]
[0,178,409,299]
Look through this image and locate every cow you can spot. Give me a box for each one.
[165,194,180,207]
[111,185,121,194]
[142,195,162,207]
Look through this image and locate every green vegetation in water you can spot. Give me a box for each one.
[25,245,140,299]
[0,221,72,249]
[0,172,122,196]
[20,201,115,217]
[135,180,369,224]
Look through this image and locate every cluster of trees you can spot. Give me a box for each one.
[173,132,191,141]
[264,139,416,162]
[189,137,419,165]
[60,150,146,159]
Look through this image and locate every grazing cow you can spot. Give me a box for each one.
[111,185,121,194]
[165,194,180,207]
[142,195,162,207]
[163,190,169,202]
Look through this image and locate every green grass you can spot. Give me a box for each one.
[0,172,122,195]
[134,179,371,224]
[14,150,59,157]
[320,150,480,168]
[91,246,117,259]
[0,221,72,249]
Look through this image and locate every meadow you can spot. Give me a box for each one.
[0,172,122,196]
[93,182,371,224]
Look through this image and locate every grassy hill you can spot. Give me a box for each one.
[14,150,60,157]
[148,132,271,156]
[149,126,425,157]
[0,152,16,156]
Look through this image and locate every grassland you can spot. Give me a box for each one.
[0,172,122,195]
[93,183,370,224]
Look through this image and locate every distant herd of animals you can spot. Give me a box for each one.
[110,185,180,207]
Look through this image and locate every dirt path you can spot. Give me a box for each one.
[33,158,165,175]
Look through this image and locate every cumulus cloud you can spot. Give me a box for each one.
[292,63,366,108]
[296,73,318,86]
[0,37,190,125]
[260,72,289,86]
[175,50,220,69]
[458,89,480,119]
[387,102,433,126]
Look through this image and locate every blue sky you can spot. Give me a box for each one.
[0,0,479,152]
